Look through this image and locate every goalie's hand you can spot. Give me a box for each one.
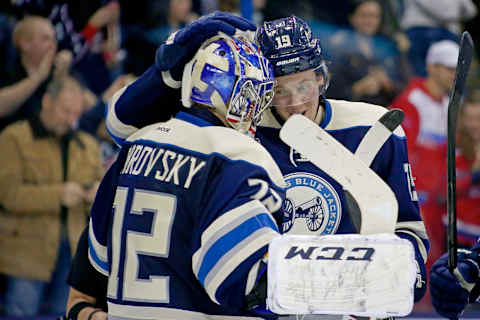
[430,249,480,319]
[155,11,256,80]
[244,261,276,319]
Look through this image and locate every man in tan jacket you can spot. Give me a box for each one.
[0,76,104,316]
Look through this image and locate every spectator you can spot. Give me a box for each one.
[391,40,459,271]
[78,73,137,169]
[0,76,104,317]
[120,0,197,76]
[142,0,198,48]
[201,0,266,24]
[261,0,315,22]
[326,0,410,106]
[6,0,121,94]
[400,0,477,76]
[447,89,480,247]
[0,16,70,132]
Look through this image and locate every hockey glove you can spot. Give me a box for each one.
[244,261,276,319]
[155,11,256,81]
[430,247,480,319]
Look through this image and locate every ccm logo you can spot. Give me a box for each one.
[284,246,375,261]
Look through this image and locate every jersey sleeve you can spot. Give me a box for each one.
[370,131,430,302]
[191,158,285,311]
[68,225,108,310]
[106,66,181,146]
[88,150,127,275]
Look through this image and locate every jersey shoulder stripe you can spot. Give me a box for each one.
[126,118,286,188]
[326,99,406,138]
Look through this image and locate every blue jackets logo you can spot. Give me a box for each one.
[282,172,341,234]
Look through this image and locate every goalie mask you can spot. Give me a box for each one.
[182,34,275,136]
[256,16,329,108]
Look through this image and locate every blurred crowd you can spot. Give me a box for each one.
[0,0,479,317]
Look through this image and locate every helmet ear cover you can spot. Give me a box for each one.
[182,33,275,136]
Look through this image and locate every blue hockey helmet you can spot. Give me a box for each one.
[182,33,275,136]
[255,16,329,100]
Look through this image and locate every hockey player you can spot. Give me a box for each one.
[73,33,286,320]
[430,243,480,319]
[105,13,429,307]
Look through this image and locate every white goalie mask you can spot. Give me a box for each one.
[181,33,275,136]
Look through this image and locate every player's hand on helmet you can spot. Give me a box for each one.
[430,249,480,319]
[155,11,257,80]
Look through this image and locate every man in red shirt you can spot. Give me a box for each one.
[391,40,459,269]
[451,90,480,247]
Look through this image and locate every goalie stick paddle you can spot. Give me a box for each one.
[279,114,399,235]
[355,108,404,166]
[447,31,474,273]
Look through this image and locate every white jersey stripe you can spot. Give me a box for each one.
[89,219,108,261]
[396,221,428,239]
[88,219,109,275]
[126,119,286,189]
[106,86,139,143]
[192,200,271,274]
[396,229,428,262]
[205,228,279,304]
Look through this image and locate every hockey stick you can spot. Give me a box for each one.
[447,31,474,273]
[344,109,404,231]
[279,114,399,235]
[355,109,404,166]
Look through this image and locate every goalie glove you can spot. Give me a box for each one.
[155,11,256,81]
[244,260,276,319]
[430,245,480,319]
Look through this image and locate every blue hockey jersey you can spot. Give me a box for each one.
[258,100,429,263]
[105,66,430,302]
[88,110,285,319]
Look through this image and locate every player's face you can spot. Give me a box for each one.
[272,69,323,122]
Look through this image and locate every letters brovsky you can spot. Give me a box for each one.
[120,144,206,189]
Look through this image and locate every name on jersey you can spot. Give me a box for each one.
[120,144,206,189]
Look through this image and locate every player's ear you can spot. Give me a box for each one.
[316,73,325,87]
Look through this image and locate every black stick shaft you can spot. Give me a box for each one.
[447,31,474,273]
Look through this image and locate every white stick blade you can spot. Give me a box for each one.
[279,114,398,234]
